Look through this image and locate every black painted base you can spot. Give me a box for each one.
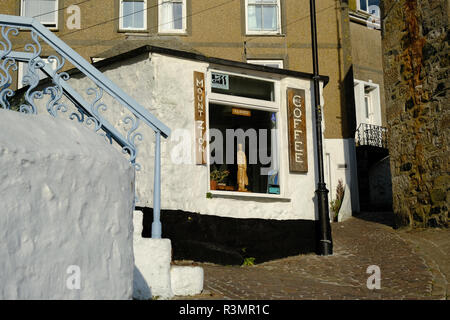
[137,207,319,265]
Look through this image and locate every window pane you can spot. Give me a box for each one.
[173,2,183,29]
[209,104,279,194]
[122,2,134,28]
[23,0,57,24]
[368,0,380,17]
[364,96,370,119]
[134,1,145,28]
[211,73,275,101]
[23,0,39,17]
[247,5,262,30]
[122,1,145,29]
[262,5,277,30]
[359,0,367,11]
[39,0,57,23]
[160,2,172,30]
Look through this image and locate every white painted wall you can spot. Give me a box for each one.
[68,52,327,221]
[324,138,360,214]
[0,109,135,299]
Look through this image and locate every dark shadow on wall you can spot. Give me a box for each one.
[133,265,152,300]
[354,211,396,228]
[137,207,318,265]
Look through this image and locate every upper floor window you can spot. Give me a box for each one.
[246,0,281,35]
[354,79,381,127]
[21,0,58,29]
[119,0,147,31]
[358,0,380,17]
[159,0,186,33]
[247,59,284,69]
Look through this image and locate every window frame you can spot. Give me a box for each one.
[20,0,59,30]
[245,0,282,35]
[247,59,284,69]
[206,69,284,198]
[119,0,148,31]
[17,58,58,89]
[357,0,380,18]
[354,79,381,127]
[158,0,187,34]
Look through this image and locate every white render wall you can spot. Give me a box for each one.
[0,109,135,299]
[69,53,326,221]
[324,138,360,214]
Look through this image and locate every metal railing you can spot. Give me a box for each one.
[355,123,388,148]
[0,15,170,238]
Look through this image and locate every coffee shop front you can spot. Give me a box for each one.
[73,46,331,264]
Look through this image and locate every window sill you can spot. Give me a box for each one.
[158,31,188,36]
[245,31,285,37]
[209,190,291,202]
[117,29,148,33]
[349,11,380,29]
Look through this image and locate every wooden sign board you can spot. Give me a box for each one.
[232,107,251,117]
[287,88,308,172]
[194,71,207,164]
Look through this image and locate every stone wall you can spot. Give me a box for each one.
[381,0,449,227]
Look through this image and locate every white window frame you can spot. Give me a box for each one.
[354,79,381,127]
[245,0,282,35]
[119,0,148,31]
[206,69,284,199]
[247,59,284,69]
[158,0,187,34]
[357,0,380,17]
[17,58,58,89]
[20,0,59,30]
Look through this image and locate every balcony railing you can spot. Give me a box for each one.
[0,14,170,238]
[355,123,388,149]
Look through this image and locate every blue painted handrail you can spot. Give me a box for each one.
[0,14,168,238]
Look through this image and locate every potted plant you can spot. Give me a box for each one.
[210,165,230,190]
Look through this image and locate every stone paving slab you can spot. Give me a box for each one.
[173,212,449,300]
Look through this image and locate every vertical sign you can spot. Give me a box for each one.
[287,88,308,172]
[194,71,207,164]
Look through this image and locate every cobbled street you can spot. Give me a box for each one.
[173,212,449,300]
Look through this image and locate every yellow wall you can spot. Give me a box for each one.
[2,0,376,138]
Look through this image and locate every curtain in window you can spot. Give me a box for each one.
[248,0,278,32]
[122,0,145,29]
[160,0,183,31]
[23,0,57,24]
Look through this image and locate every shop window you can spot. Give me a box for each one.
[21,0,58,29]
[208,71,280,196]
[119,0,147,31]
[159,0,186,33]
[246,0,281,34]
[247,59,284,69]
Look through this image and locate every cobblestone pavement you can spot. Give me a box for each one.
[173,212,449,300]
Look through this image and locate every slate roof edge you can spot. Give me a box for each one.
[90,45,330,87]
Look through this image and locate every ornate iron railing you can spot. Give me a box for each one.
[355,123,388,148]
[0,14,170,238]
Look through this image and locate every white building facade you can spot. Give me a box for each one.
[68,46,356,264]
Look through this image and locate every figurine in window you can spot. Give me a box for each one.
[237,143,248,191]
